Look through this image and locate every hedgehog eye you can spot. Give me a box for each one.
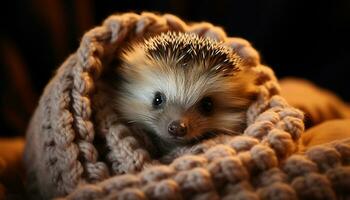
[152,92,166,109]
[199,97,214,115]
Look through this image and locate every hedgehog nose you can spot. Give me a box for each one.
[168,120,187,137]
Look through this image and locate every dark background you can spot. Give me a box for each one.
[1,0,349,136]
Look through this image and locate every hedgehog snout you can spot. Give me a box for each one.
[168,120,187,137]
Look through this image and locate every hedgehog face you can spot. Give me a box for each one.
[113,32,257,149]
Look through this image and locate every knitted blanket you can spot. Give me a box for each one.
[24,12,350,200]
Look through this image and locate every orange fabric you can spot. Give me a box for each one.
[300,119,350,152]
[0,138,25,198]
[280,78,350,128]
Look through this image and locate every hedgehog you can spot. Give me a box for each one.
[111,32,258,155]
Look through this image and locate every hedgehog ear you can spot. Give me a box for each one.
[223,38,261,67]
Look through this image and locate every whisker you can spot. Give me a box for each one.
[211,127,241,136]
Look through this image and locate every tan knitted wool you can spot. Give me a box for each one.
[24,12,350,200]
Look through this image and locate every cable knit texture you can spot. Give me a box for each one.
[24,12,350,200]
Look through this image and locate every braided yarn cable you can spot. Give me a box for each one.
[23,12,350,200]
